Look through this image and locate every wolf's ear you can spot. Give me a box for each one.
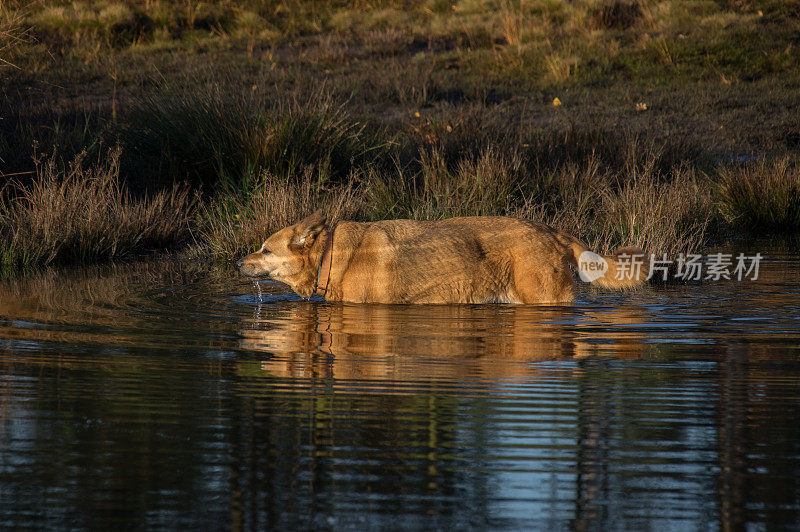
[290,209,327,249]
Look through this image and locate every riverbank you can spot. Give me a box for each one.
[2,0,799,275]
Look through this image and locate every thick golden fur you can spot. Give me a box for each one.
[236,210,646,304]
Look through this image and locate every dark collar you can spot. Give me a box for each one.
[314,227,335,298]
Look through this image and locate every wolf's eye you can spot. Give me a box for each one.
[261,248,271,255]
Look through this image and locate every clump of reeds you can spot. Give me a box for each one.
[362,138,710,258]
[197,125,713,262]
[365,147,523,220]
[0,148,196,275]
[123,85,392,190]
[592,165,712,256]
[716,157,800,231]
[3,98,717,275]
[196,168,361,261]
[591,1,643,30]
[500,0,523,49]
[0,1,30,70]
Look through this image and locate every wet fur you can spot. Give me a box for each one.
[237,211,646,304]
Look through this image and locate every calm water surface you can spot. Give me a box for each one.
[1,247,799,530]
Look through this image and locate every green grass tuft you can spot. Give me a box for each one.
[123,84,392,190]
[716,157,800,231]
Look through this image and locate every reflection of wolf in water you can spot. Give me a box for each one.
[239,304,648,382]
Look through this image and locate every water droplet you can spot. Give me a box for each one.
[253,281,263,304]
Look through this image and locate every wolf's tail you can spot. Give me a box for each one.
[564,238,648,290]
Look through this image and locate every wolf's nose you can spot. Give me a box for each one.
[235,258,243,269]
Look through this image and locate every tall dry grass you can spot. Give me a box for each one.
[365,148,523,220]
[716,157,800,231]
[123,84,391,190]
[0,1,29,70]
[500,0,523,50]
[2,84,795,276]
[208,139,714,262]
[593,166,712,256]
[197,168,361,261]
[2,129,791,277]
[0,148,196,275]
[177,96,717,262]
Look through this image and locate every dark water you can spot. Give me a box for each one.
[1,248,799,530]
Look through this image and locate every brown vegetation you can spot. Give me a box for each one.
[0,148,196,274]
[1,0,799,275]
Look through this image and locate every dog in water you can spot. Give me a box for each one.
[236,210,646,304]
